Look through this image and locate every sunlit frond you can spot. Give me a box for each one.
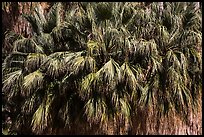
[96,58,121,90]
[41,52,69,79]
[70,56,96,75]
[31,93,54,134]
[138,84,150,108]
[119,97,131,119]
[150,56,163,75]
[22,70,44,97]
[80,73,96,100]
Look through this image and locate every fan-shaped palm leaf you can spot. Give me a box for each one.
[13,37,44,53]
[25,53,47,73]
[22,70,44,97]
[2,70,23,102]
[96,58,121,91]
[31,93,55,134]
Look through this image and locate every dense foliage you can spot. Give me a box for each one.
[2,2,202,135]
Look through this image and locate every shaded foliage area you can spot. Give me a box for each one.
[2,2,202,135]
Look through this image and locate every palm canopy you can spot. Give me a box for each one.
[2,2,202,135]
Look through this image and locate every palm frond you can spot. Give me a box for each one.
[96,58,121,91]
[35,33,54,54]
[132,39,158,58]
[70,56,96,75]
[4,31,23,52]
[22,70,44,97]
[150,56,163,75]
[44,3,62,33]
[58,101,70,128]
[84,97,108,127]
[33,4,47,30]
[25,53,47,73]
[166,50,181,71]
[2,70,23,102]
[51,22,72,43]
[13,37,44,54]
[119,97,131,119]
[138,84,151,108]
[120,62,138,96]
[80,73,96,100]
[21,91,43,115]
[31,93,54,134]
[41,52,68,79]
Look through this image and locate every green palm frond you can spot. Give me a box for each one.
[4,31,23,51]
[87,40,100,56]
[138,84,151,108]
[111,91,131,127]
[119,97,131,119]
[96,58,121,89]
[13,37,44,53]
[150,56,163,75]
[73,6,92,33]
[84,97,108,126]
[166,66,193,115]
[44,3,62,33]
[25,53,47,73]
[132,39,158,58]
[65,4,79,23]
[51,22,72,43]
[33,4,47,25]
[183,2,201,30]
[120,62,138,95]
[70,56,96,75]
[22,4,47,35]
[36,33,54,54]
[22,70,44,97]
[41,52,69,79]
[63,51,83,63]
[2,52,25,71]
[2,2,202,135]
[157,25,170,47]
[166,50,181,71]
[2,70,23,101]
[31,93,54,134]
[21,91,43,115]
[179,30,201,50]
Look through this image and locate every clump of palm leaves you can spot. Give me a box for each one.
[2,2,202,135]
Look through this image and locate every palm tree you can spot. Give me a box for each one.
[2,2,202,135]
[2,2,54,61]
